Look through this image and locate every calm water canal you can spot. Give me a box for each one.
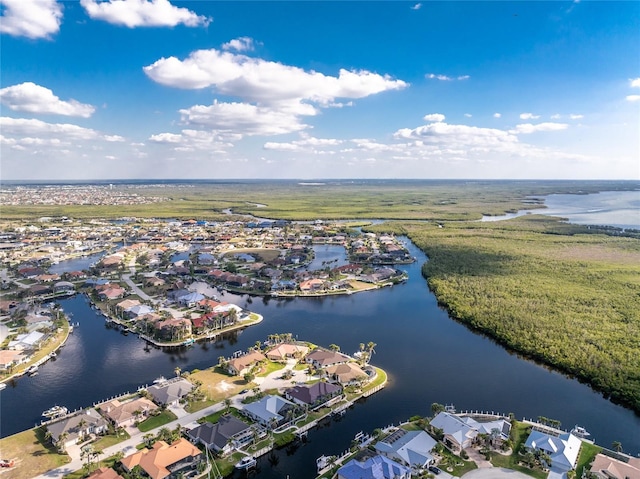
[1,240,639,477]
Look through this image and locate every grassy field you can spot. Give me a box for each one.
[369,217,640,412]
[137,410,177,432]
[489,422,546,479]
[575,442,602,478]
[184,368,247,413]
[0,428,70,479]
[3,180,637,221]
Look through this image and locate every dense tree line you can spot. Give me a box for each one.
[368,217,640,412]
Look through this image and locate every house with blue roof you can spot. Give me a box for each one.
[337,454,411,479]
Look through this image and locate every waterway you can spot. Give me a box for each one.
[48,251,106,274]
[2,239,639,477]
[482,190,640,229]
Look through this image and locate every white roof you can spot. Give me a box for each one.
[524,431,581,470]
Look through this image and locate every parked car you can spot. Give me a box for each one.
[428,466,442,475]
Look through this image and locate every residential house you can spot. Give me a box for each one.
[100,397,158,428]
[120,438,202,479]
[126,304,155,319]
[305,349,351,369]
[285,382,342,409]
[429,412,478,453]
[177,292,205,307]
[87,467,124,479]
[46,408,109,451]
[325,362,368,385]
[337,454,411,479]
[242,395,296,428]
[8,331,45,351]
[374,429,437,469]
[589,453,640,479]
[53,281,75,294]
[147,378,194,407]
[524,431,582,472]
[187,415,255,455]
[227,351,266,376]
[0,349,27,370]
[266,343,309,362]
[299,278,325,292]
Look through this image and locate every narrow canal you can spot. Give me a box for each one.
[1,240,639,477]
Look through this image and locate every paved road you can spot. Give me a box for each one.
[461,468,534,479]
[122,271,158,305]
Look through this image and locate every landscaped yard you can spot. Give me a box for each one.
[257,360,286,377]
[0,427,70,479]
[137,410,177,432]
[185,368,248,412]
[575,442,602,478]
[489,422,546,479]
[91,429,131,450]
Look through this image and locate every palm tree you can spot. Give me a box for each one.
[174,366,181,378]
[224,398,232,413]
[366,341,376,364]
[329,343,340,352]
[612,441,623,453]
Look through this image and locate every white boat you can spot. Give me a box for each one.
[571,425,591,438]
[42,405,68,418]
[0,383,6,391]
[235,456,256,470]
[26,365,39,375]
[153,376,167,384]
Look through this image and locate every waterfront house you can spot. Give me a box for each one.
[227,351,266,376]
[299,278,325,292]
[242,395,296,428]
[177,292,205,307]
[8,331,45,351]
[325,362,368,385]
[0,349,27,370]
[100,397,158,428]
[98,286,126,300]
[337,454,411,479]
[429,412,477,453]
[266,343,309,362]
[305,348,351,369]
[589,453,640,479]
[284,381,342,409]
[120,438,202,479]
[47,408,108,451]
[187,415,255,454]
[116,299,141,313]
[126,304,155,319]
[147,378,194,407]
[524,430,581,471]
[374,429,437,469]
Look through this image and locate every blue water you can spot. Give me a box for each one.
[2,239,639,477]
[482,190,640,229]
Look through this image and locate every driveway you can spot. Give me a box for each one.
[461,468,534,479]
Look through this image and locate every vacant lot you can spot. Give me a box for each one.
[0,428,69,479]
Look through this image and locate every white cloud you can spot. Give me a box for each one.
[510,122,569,134]
[148,129,233,152]
[551,114,561,119]
[411,3,422,10]
[630,78,640,88]
[222,37,256,52]
[519,112,540,120]
[0,82,95,118]
[464,113,472,118]
[0,116,119,141]
[626,95,640,102]
[80,0,211,28]
[394,122,519,150]
[0,0,63,39]
[423,113,445,123]
[179,101,311,136]
[144,47,407,137]
[263,135,342,152]
[569,114,583,120]
[493,113,501,118]
[144,48,407,102]
[425,73,470,81]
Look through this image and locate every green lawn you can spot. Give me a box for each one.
[0,427,70,479]
[488,422,546,479]
[137,410,178,432]
[257,360,286,377]
[575,442,602,478]
[91,430,131,450]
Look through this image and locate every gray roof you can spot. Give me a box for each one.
[188,415,251,451]
[147,378,194,405]
[286,381,341,405]
[243,395,294,424]
[47,408,108,443]
[375,429,436,467]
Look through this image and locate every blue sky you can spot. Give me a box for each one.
[1,0,638,180]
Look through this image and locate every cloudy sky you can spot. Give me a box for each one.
[1,0,638,180]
